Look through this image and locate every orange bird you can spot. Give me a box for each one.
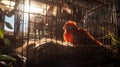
[63,20,102,45]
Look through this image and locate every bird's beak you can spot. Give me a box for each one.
[63,25,66,30]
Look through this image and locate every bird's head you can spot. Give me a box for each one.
[63,20,78,31]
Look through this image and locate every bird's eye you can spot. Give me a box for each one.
[67,25,73,29]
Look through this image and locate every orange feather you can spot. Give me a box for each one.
[63,20,102,45]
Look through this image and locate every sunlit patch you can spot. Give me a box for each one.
[35,38,73,48]
[6,5,14,9]
[1,0,15,7]
[0,0,15,11]
[15,38,73,55]
[23,3,49,15]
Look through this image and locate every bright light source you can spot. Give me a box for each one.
[53,6,57,16]
[1,0,15,6]
[24,4,48,15]
[0,0,15,10]
[22,1,50,15]
[22,2,50,33]
[1,0,49,15]
[6,5,14,9]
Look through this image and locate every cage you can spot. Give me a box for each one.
[0,0,120,67]
[13,0,118,44]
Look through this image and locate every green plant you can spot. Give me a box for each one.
[101,27,120,47]
[0,21,13,44]
[0,21,17,67]
[0,54,17,67]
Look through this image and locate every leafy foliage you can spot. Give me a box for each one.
[3,38,10,46]
[101,27,120,47]
[0,55,16,61]
[0,18,17,67]
[0,28,4,38]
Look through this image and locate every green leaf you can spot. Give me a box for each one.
[0,54,16,61]
[0,61,12,67]
[0,61,8,67]
[3,38,10,45]
[5,22,13,29]
[97,34,111,39]
[0,28,4,38]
